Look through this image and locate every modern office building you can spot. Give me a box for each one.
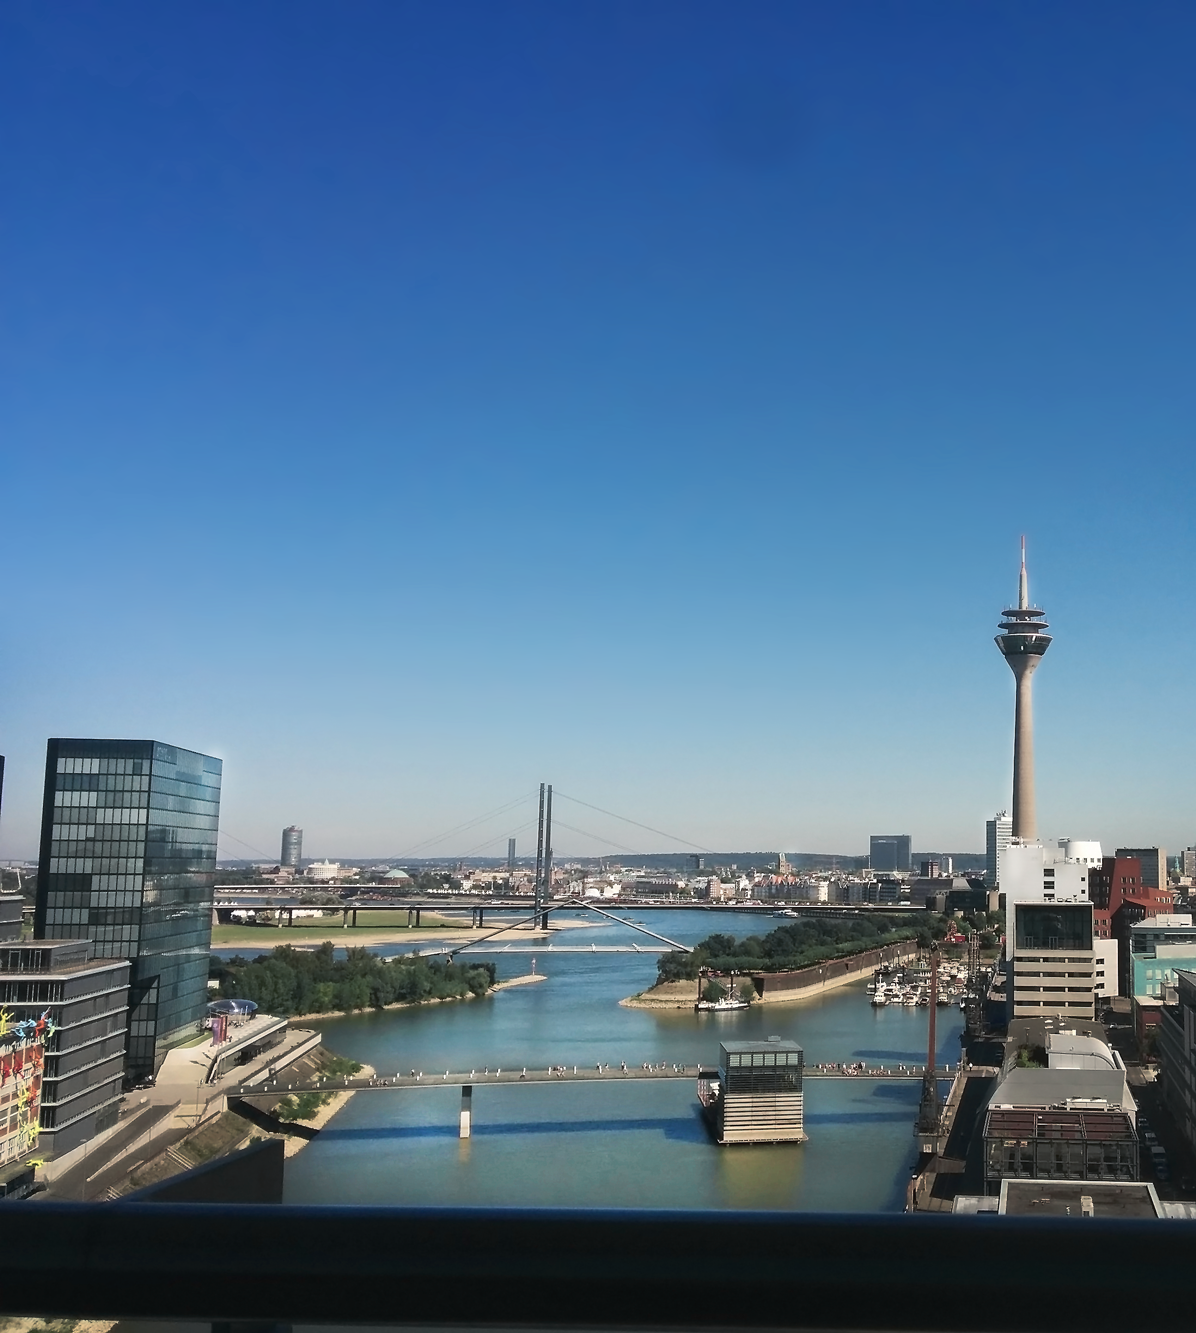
[1115,848,1167,895]
[1158,970,1196,1158]
[994,540,1051,840]
[1129,915,1196,1000]
[986,811,1012,885]
[869,835,911,873]
[1089,855,1175,995]
[0,939,130,1157]
[1008,900,1096,1022]
[34,739,221,1082]
[281,826,303,869]
[697,1039,806,1145]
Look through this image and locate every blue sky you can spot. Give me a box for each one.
[2,1,1194,862]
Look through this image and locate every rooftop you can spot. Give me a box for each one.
[999,1180,1159,1218]
[988,1067,1136,1116]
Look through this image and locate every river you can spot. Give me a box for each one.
[237,908,962,1212]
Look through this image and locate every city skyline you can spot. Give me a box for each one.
[3,4,1195,860]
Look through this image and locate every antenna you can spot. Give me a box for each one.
[1018,536,1029,610]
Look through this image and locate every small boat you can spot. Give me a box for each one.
[695,996,750,1012]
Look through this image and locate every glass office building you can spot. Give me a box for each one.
[34,739,222,1081]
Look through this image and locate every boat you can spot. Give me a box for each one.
[695,997,750,1012]
[870,993,889,1008]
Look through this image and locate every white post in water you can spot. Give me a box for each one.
[459,1084,472,1139]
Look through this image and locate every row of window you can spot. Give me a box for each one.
[54,789,148,809]
[52,807,149,828]
[51,843,145,859]
[56,756,148,776]
[48,858,144,876]
[56,774,150,794]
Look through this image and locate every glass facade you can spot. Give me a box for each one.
[1014,903,1093,953]
[35,739,222,1081]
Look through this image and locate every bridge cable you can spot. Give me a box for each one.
[553,791,713,854]
[393,790,539,860]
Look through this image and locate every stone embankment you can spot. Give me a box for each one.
[622,940,920,1009]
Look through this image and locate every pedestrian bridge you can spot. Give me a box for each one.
[232,1061,954,1098]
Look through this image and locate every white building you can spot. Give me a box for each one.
[986,811,1012,885]
[306,860,341,881]
[1058,839,1104,868]
[1094,938,1119,1000]
[1001,842,1090,930]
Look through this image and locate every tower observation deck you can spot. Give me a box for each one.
[995,540,1051,841]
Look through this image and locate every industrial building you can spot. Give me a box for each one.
[0,939,130,1157]
[35,739,221,1082]
[698,1039,806,1145]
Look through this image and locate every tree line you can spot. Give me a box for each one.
[656,913,933,984]
[212,942,496,1016]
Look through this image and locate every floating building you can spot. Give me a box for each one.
[698,1038,806,1145]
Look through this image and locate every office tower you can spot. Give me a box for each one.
[281,825,303,869]
[869,835,911,873]
[35,739,221,1082]
[986,811,1012,884]
[0,939,130,1156]
[1008,900,1095,1022]
[995,539,1051,839]
[507,838,516,873]
[1115,847,1167,894]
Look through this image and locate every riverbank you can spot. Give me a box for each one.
[280,1062,375,1158]
[622,943,920,1009]
[212,917,599,951]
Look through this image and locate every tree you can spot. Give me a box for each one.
[736,977,757,1004]
[701,980,727,1004]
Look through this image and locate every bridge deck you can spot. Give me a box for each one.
[232,1064,952,1096]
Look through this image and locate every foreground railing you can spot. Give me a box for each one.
[1,1204,1194,1329]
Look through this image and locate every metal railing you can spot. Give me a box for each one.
[0,1203,1193,1329]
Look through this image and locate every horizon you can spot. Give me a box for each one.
[3,3,1195,861]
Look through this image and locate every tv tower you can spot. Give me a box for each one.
[995,538,1052,840]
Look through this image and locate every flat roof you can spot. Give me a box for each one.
[1000,1181,1160,1218]
[988,1067,1135,1114]
[986,1107,1135,1142]
[720,1039,803,1054]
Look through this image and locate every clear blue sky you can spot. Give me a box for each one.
[2,2,1194,863]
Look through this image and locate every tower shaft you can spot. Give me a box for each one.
[1010,654,1040,841]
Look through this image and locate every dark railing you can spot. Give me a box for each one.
[0,1204,1194,1329]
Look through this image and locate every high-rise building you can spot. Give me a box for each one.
[870,835,911,873]
[986,811,1012,884]
[995,540,1051,839]
[281,825,303,869]
[1116,848,1167,895]
[34,739,222,1082]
